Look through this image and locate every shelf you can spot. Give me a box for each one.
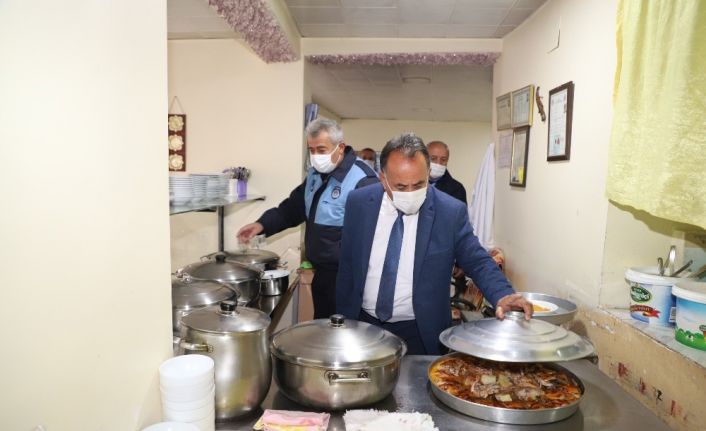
[604,308,706,368]
[169,194,265,215]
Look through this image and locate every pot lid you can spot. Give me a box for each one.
[181,300,270,334]
[171,271,235,308]
[223,248,279,265]
[271,315,407,368]
[182,254,259,283]
[439,312,594,362]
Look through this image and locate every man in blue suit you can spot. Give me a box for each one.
[336,133,532,355]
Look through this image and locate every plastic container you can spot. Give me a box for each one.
[162,386,215,411]
[160,384,215,403]
[672,281,706,351]
[159,355,214,388]
[163,401,214,422]
[625,267,680,326]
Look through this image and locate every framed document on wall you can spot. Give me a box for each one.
[511,85,534,128]
[510,126,530,187]
[547,81,574,161]
[496,92,512,130]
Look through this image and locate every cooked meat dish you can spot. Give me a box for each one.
[429,354,582,409]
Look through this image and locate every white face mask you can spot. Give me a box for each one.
[429,162,446,179]
[363,160,376,170]
[310,145,340,174]
[384,176,428,215]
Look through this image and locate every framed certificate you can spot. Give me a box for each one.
[496,92,512,130]
[511,85,534,128]
[510,126,530,187]
[547,81,574,161]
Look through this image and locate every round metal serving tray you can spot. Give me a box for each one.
[428,353,585,425]
[522,292,578,325]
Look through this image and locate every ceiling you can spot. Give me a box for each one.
[167,0,547,121]
[285,0,547,39]
[309,63,493,121]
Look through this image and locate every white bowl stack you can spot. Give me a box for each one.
[169,176,194,204]
[159,355,216,431]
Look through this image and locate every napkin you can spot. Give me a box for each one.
[343,409,439,431]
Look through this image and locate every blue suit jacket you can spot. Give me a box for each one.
[336,183,515,354]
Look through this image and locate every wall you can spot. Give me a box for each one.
[0,1,170,430]
[168,39,304,271]
[495,1,706,428]
[342,119,492,196]
[492,0,616,305]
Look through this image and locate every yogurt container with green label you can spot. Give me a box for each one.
[673,281,706,351]
[625,267,679,326]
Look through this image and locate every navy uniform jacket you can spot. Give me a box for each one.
[336,184,514,354]
[257,147,379,270]
[432,169,467,204]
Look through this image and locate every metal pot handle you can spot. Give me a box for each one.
[325,370,371,384]
[179,340,213,353]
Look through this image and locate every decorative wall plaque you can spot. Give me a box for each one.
[168,114,186,171]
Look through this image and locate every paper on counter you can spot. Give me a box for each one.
[343,409,439,431]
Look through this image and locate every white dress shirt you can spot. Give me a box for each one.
[362,193,418,322]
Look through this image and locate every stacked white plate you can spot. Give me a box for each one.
[159,355,215,431]
[189,175,209,201]
[190,173,229,199]
[169,176,194,204]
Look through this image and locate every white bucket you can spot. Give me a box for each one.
[625,267,679,326]
[672,281,706,351]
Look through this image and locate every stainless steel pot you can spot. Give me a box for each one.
[182,254,261,305]
[270,315,407,410]
[260,269,289,296]
[171,270,235,335]
[179,301,271,420]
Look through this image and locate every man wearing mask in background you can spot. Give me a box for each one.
[427,140,467,204]
[237,118,378,318]
[336,133,531,354]
[357,147,378,173]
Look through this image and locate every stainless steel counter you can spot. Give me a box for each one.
[217,355,670,431]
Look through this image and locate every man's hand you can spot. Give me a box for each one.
[495,293,533,320]
[237,222,264,244]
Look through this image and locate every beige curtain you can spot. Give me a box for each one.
[606,0,706,228]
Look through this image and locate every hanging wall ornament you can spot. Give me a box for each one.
[305,52,501,67]
[168,97,186,172]
[208,0,298,63]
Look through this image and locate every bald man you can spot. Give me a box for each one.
[427,140,467,204]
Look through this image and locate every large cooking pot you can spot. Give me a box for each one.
[179,300,271,420]
[432,311,595,424]
[182,254,261,305]
[270,314,407,410]
[171,270,235,335]
[260,269,289,296]
[208,248,281,271]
